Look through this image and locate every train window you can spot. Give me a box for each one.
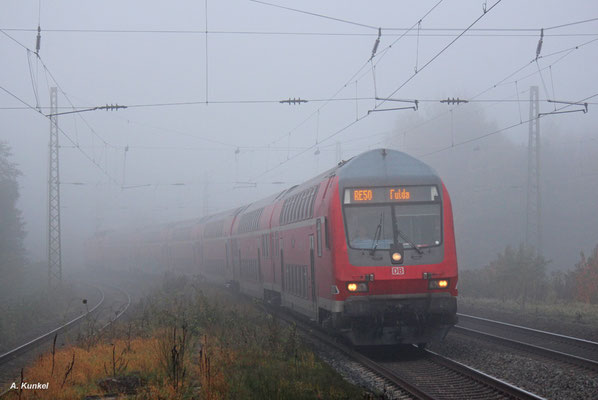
[301,190,310,220]
[264,234,268,257]
[296,193,303,221]
[308,187,316,217]
[281,200,288,225]
[345,203,442,250]
[301,189,308,220]
[395,204,442,247]
[289,196,296,223]
[299,191,306,220]
[265,234,269,257]
[316,219,322,257]
[294,193,300,221]
[296,193,304,221]
[288,197,294,222]
[345,206,393,250]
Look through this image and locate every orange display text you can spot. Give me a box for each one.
[389,188,411,200]
[353,189,373,201]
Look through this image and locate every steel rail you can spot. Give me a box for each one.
[423,349,546,400]
[268,304,543,399]
[457,313,598,346]
[453,325,598,372]
[97,284,132,332]
[267,307,430,399]
[0,284,131,398]
[0,286,105,366]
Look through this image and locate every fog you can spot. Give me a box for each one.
[2,0,597,272]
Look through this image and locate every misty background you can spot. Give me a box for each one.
[1,0,597,274]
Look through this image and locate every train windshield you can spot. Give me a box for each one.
[345,203,442,250]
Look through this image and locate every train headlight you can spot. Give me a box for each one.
[428,279,449,289]
[347,282,368,292]
[390,243,404,264]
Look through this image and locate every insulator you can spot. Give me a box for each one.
[535,28,544,59]
[35,26,41,53]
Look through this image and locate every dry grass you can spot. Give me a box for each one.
[7,274,369,399]
[12,338,156,399]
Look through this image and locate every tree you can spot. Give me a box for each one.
[459,243,548,307]
[0,141,26,276]
[573,244,598,304]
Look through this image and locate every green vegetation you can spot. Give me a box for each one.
[461,242,598,307]
[18,274,371,399]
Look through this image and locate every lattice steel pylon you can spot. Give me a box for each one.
[526,86,541,256]
[48,87,62,285]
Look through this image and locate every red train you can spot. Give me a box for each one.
[88,149,458,346]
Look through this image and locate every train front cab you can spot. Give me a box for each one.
[328,151,458,346]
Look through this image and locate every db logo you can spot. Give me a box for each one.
[391,266,405,275]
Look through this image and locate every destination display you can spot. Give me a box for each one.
[344,185,439,204]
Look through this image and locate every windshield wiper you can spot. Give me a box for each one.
[369,213,383,256]
[397,229,424,255]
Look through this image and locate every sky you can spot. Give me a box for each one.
[1,0,597,268]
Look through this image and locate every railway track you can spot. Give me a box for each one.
[455,313,598,372]
[0,285,105,367]
[0,283,131,398]
[370,347,544,400]
[271,307,542,399]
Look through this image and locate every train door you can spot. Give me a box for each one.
[309,234,317,315]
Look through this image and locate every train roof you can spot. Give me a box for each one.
[335,148,440,187]
[205,149,440,223]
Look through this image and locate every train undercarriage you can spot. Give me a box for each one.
[326,294,457,346]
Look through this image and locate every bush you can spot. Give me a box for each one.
[460,243,548,307]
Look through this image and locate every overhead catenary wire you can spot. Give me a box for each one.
[2,16,597,35]
[4,97,598,111]
[3,7,597,188]
[0,84,121,186]
[250,0,578,181]
[2,28,598,38]
[259,0,447,151]
[248,0,379,30]
[377,33,598,154]
[418,92,598,159]
[377,0,503,110]
[0,28,120,152]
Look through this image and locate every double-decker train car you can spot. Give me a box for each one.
[87,149,458,346]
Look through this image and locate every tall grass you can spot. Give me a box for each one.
[12,273,370,399]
